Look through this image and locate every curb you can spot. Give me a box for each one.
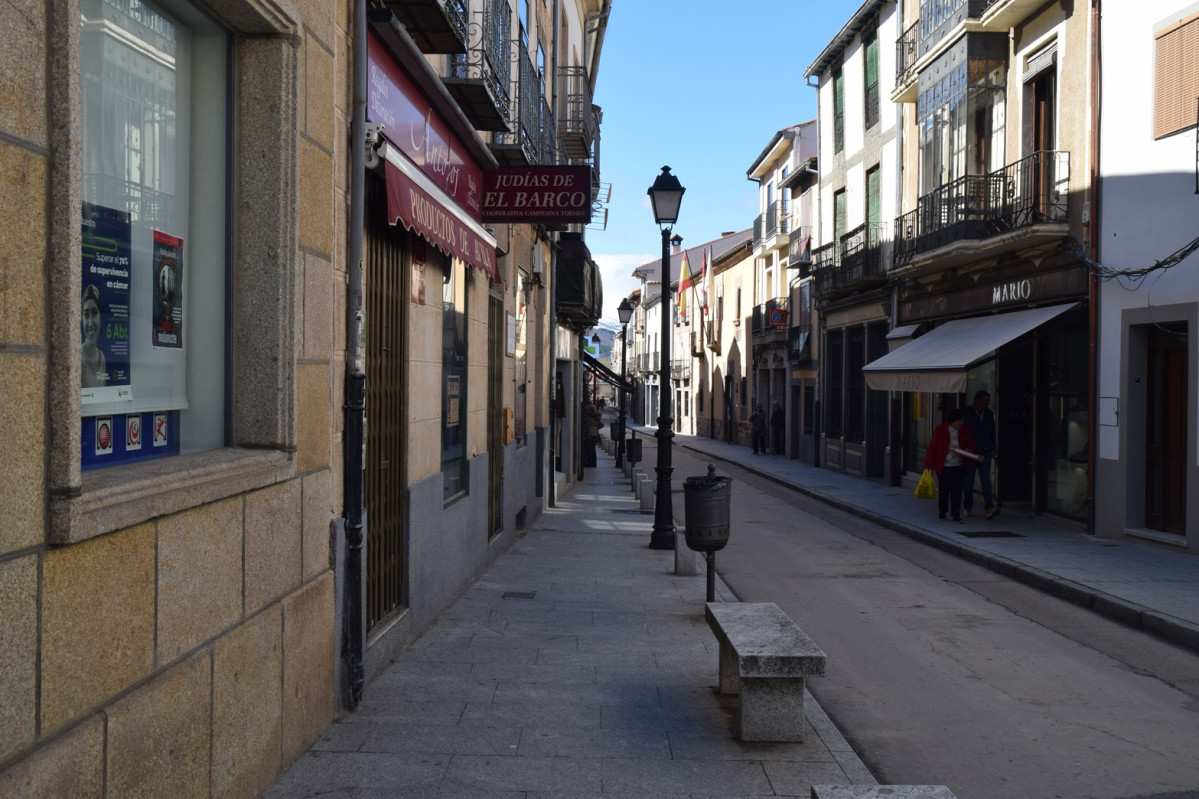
[680,441,1199,657]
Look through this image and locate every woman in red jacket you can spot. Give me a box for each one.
[924,408,978,523]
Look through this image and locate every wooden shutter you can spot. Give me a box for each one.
[1155,13,1199,139]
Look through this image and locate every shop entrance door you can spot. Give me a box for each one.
[1145,325,1187,534]
[997,345,1035,504]
[364,173,406,630]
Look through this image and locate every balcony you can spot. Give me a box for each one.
[788,226,813,276]
[383,0,467,54]
[751,297,789,340]
[491,38,541,165]
[556,233,602,329]
[670,359,691,381]
[539,96,557,166]
[919,0,989,58]
[752,201,792,252]
[894,18,919,102]
[559,66,597,162]
[811,224,889,301]
[787,325,813,364]
[893,150,1070,271]
[443,3,511,131]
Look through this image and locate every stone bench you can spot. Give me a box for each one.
[812,788,959,799]
[705,601,826,742]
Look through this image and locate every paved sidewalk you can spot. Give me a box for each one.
[261,444,877,798]
[667,426,1199,654]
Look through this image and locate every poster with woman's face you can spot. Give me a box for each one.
[81,203,132,406]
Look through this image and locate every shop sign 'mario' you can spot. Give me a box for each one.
[481,166,592,224]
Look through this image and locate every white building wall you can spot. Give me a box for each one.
[1096,0,1199,548]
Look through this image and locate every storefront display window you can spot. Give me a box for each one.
[80,0,227,468]
[1043,328,1089,516]
[443,259,469,501]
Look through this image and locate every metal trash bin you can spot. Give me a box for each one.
[683,464,731,552]
[625,436,642,465]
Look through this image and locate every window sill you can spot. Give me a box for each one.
[52,448,295,545]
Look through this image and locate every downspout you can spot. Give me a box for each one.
[548,239,558,506]
[889,6,906,488]
[807,74,822,467]
[548,0,564,503]
[342,0,368,709]
[1086,0,1102,534]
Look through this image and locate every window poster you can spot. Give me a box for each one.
[82,202,133,406]
[152,230,184,348]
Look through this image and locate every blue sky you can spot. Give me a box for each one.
[585,1,851,325]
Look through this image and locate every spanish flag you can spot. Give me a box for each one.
[677,250,692,321]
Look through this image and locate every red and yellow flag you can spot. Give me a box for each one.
[677,250,691,321]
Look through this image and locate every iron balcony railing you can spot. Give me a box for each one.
[789,225,813,275]
[447,1,511,126]
[753,201,791,249]
[787,324,813,364]
[751,297,789,336]
[896,18,918,87]
[492,37,540,164]
[893,150,1070,268]
[558,65,597,162]
[670,359,691,381]
[811,224,889,299]
[539,96,557,165]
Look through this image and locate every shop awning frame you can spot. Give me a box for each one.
[379,141,500,282]
[862,302,1078,393]
[583,351,631,392]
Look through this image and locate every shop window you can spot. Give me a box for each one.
[56,0,301,543]
[826,329,844,438]
[442,260,469,502]
[80,0,228,467]
[847,326,866,441]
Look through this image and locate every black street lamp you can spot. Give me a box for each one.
[616,297,633,468]
[647,166,685,550]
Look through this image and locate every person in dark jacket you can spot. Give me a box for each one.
[582,397,602,468]
[924,408,978,523]
[770,401,784,455]
[963,390,999,518]
[750,404,766,454]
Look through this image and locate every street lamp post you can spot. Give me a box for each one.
[616,298,633,468]
[648,166,685,550]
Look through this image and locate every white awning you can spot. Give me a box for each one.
[862,303,1078,393]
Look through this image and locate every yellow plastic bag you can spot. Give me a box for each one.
[914,468,936,499]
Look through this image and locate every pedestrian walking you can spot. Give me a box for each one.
[582,396,602,468]
[923,407,978,523]
[750,404,767,455]
[963,390,999,518]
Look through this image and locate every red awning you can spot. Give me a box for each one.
[383,155,499,282]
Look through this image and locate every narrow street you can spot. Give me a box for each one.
[657,441,1199,799]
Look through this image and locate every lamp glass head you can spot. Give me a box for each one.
[647,166,685,226]
[617,298,633,325]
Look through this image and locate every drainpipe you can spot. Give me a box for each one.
[342,0,368,710]
[1086,0,1102,534]
[548,238,558,506]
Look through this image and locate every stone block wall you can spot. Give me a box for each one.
[0,0,348,795]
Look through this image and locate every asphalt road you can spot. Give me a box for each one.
[664,445,1199,799]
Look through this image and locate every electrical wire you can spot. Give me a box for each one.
[1064,234,1199,288]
